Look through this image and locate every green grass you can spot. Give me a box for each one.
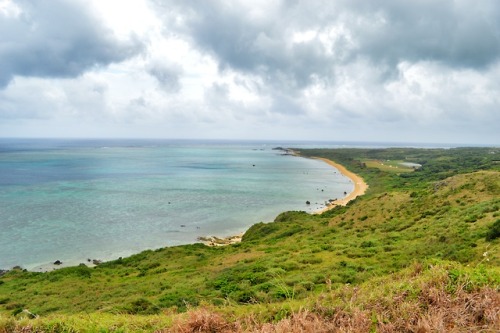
[1,147,499,331]
[362,159,416,173]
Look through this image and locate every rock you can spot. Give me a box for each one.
[53,260,62,265]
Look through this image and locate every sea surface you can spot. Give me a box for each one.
[0,139,355,270]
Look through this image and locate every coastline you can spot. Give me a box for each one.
[21,155,367,267]
[201,156,368,246]
[286,148,368,212]
[313,157,368,213]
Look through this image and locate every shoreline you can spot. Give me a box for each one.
[18,155,368,268]
[286,148,368,212]
[313,157,368,213]
[200,156,368,246]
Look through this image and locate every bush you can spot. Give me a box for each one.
[299,281,315,291]
[123,298,160,315]
[212,277,241,297]
[360,240,375,248]
[485,219,500,241]
[242,222,280,242]
[275,225,304,239]
[159,289,199,312]
[274,211,309,222]
[232,289,257,303]
[49,265,92,279]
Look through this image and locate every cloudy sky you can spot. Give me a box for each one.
[0,0,499,144]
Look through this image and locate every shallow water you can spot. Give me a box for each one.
[0,139,353,270]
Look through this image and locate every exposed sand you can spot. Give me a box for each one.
[21,158,368,267]
[200,157,368,246]
[313,157,368,214]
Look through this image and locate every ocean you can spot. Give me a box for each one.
[0,139,354,270]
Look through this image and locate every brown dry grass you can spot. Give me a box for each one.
[164,309,241,333]
[167,284,499,333]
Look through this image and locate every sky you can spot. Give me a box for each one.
[0,0,499,145]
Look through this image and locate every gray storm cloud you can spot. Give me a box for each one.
[0,0,144,88]
[147,62,182,92]
[0,0,499,143]
[154,0,500,84]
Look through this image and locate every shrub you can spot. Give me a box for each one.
[274,225,304,239]
[274,211,309,222]
[232,289,257,304]
[299,281,315,291]
[360,240,376,248]
[299,256,323,265]
[212,277,240,297]
[485,219,500,241]
[159,290,199,312]
[242,222,280,242]
[123,298,160,315]
[465,215,478,223]
[49,265,92,279]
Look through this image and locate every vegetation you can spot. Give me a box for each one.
[0,147,499,332]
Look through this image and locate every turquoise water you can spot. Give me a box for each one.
[0,139,353,270]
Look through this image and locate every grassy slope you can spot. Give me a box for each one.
[0,147,499,332]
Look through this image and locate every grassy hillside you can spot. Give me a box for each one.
[0,147,499,332]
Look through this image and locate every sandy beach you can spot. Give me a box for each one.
[201,157,368,246]
[314,157,368,213]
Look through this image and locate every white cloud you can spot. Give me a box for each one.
[0,0,499,144]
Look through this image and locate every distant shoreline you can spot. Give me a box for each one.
[200,155,369,246]
[22,152,367,267]
[286,149,368,212]
[312,157,368,213]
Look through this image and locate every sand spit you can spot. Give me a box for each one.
[313,157,368,213]
[199,156,368,246]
